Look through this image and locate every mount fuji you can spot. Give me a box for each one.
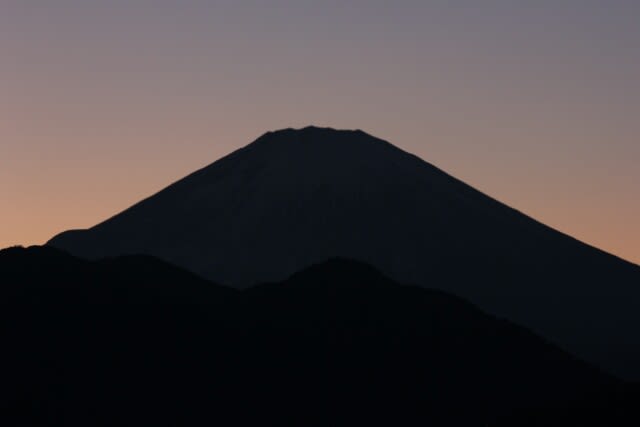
[48,126,640,379]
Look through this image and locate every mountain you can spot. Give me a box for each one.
[47,126,640,379]
[0,247,625,426]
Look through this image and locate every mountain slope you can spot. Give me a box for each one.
[0,247,621,426]
[47,126,640,378]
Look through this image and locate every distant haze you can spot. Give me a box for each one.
[1,1,639,265]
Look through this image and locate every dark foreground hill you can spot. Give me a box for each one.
[47,126,640,379]
[495,382,640,427]
[2,246,637,426]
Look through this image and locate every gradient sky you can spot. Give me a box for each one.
[2,1,639,265]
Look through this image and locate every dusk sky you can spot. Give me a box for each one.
[2,1,639,265]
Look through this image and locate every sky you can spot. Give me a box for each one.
[1,1,639,265]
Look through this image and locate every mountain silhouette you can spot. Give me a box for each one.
[47,126,640,379]
[1,246,630,426]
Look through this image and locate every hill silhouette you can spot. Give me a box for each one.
[1,246,631,426]
[48,126,640,379]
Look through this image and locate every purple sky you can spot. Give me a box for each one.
[2,1,639,264]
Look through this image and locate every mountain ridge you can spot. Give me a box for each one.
[0,246,625,426]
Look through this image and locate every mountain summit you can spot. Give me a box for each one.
[48,126,640,378]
